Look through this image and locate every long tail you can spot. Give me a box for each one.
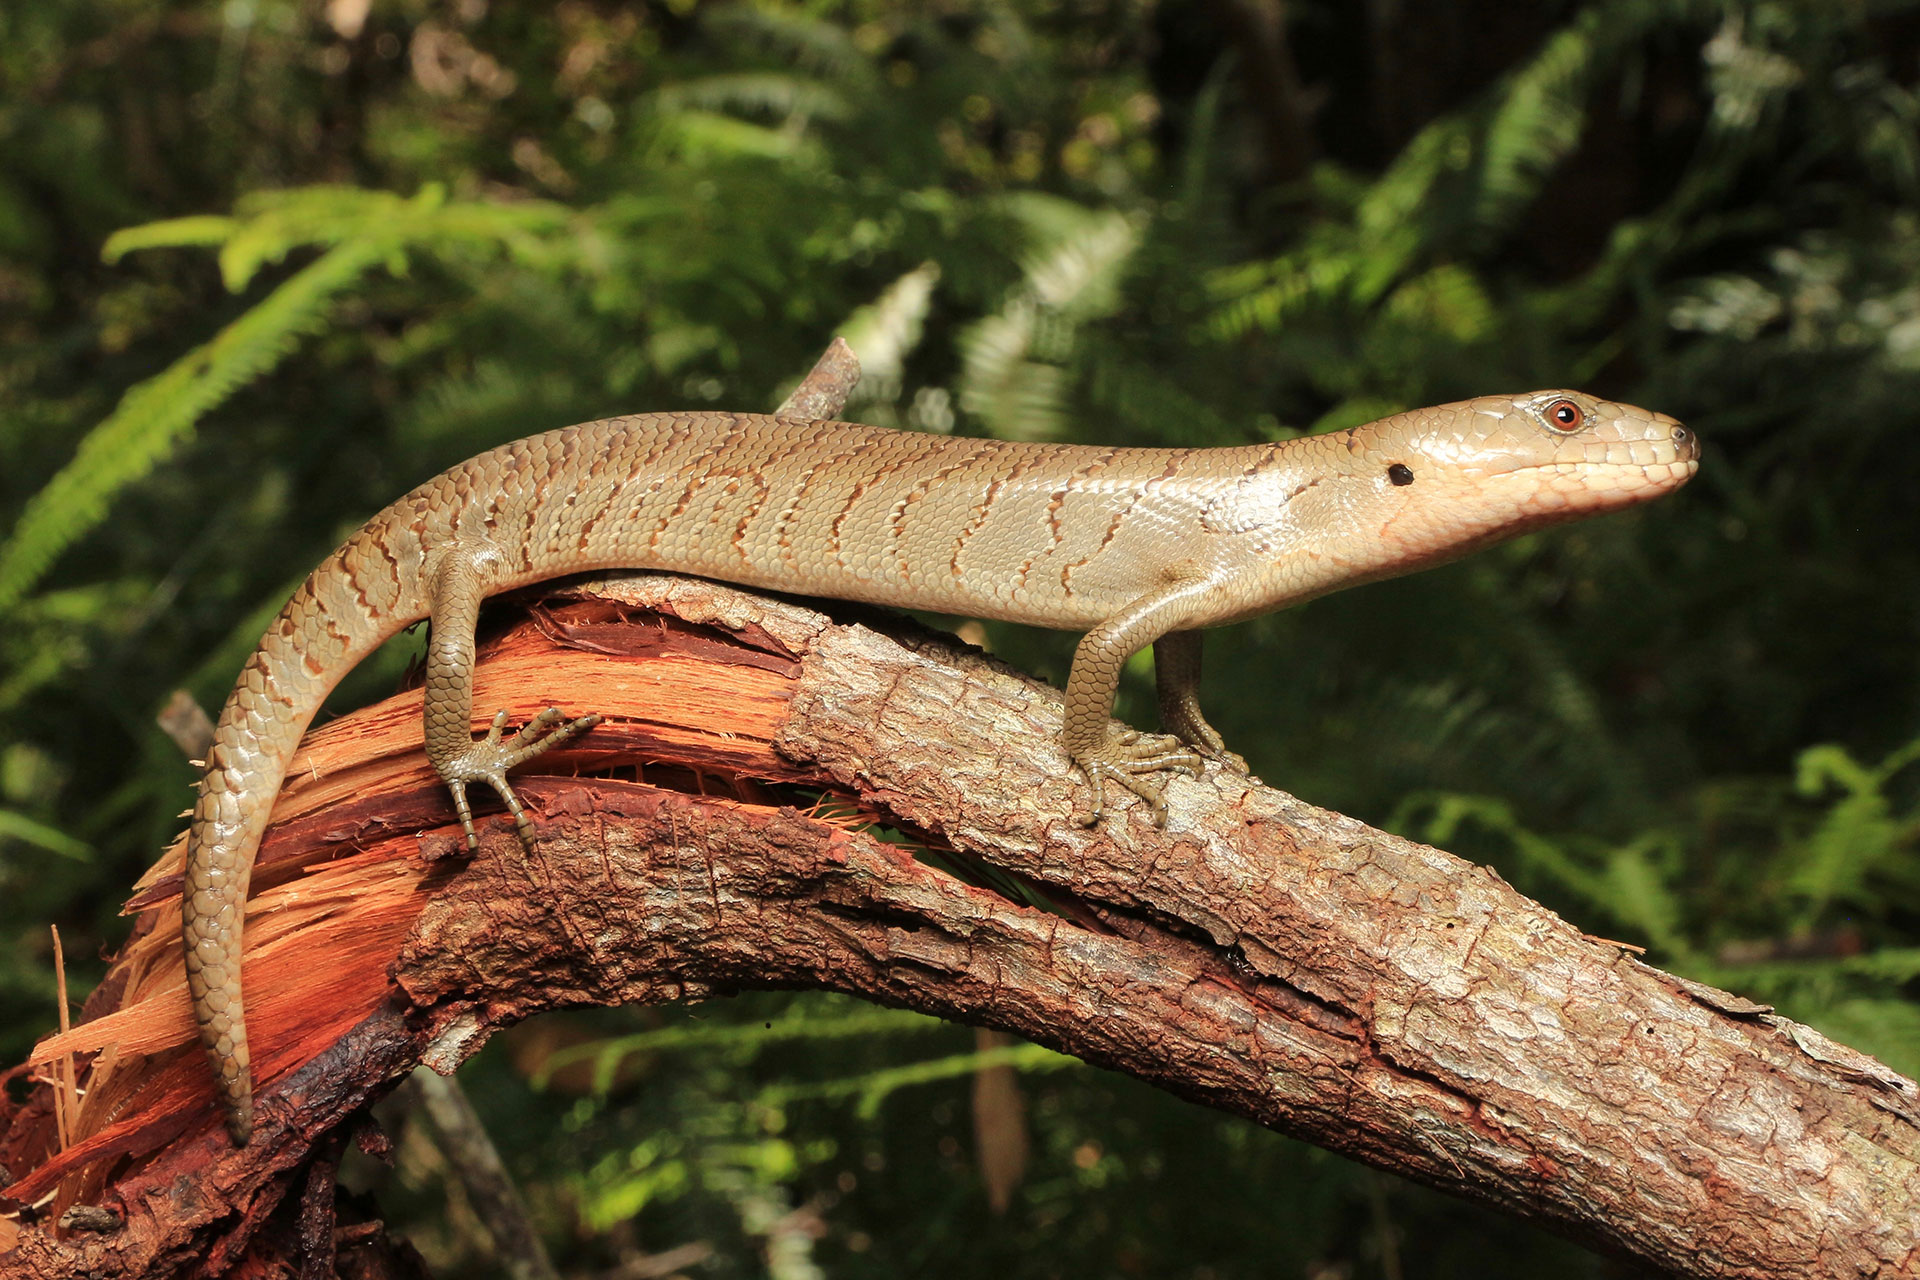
[184,548,400,1144]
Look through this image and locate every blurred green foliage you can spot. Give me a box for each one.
[4,0,1919,1275]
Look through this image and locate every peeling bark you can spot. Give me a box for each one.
[2,577,1915,1278]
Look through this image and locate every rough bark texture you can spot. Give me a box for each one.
[3,576,1916,1278]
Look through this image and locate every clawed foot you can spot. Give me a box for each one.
[1158,705,1248,774]
[441,707,602,851]
[1184,737,1247,774]
[1074,729,1203,828]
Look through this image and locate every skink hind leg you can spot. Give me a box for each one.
[1153,630,1248,773]
[425,548,600,852]
[1063,571,1222,827]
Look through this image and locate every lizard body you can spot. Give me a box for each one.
[184,391,1697,1143]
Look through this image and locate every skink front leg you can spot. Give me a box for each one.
[425,547,601,850]
[1153,629,1248,773]
[1063,569,1227,826]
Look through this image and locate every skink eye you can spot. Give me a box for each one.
[1546,399,1584,431]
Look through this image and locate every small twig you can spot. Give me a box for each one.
[156,689,217,762]
[402,1069,560,1280]
[50,926,73,1153]
[776,336,862,419]
[601,1242,715,1280]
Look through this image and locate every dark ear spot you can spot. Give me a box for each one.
[1387,463,1415,486]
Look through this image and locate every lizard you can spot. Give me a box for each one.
[182,389,1698,1144]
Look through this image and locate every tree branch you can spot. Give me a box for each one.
[2,572,1916,1277]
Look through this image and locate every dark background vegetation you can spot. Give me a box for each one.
[4,1,1919,1275]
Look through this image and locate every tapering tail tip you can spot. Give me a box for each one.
[200,1027,254,1145]
[186,944,256,1145]
[223,1087,254,1147]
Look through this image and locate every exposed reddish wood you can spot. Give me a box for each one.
[1,576,1915,1279]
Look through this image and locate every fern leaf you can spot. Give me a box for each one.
[959,300,1070,440]
[217,185,443,291]
[100,216,239,263]
[0,238,388,611]
[0,809,92,862]
[835,261,941,403]
[1212,5,1636,341]
[1601,837,1687,956]
[1024,210,1140,319]
[701,6,875,84]
[1205,244,1363,338]
[648,109,823,164]
[654,73,852,125]
[1382,264,1496,343]
[1082,344,1237,445]
[1787,740,1912,918]
[957,206,1140,439]
[1473,22,1600,230]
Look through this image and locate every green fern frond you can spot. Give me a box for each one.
[226,185,582,290]
[834,261,941,404]
[0,809,92,862]
[994,192,1112,252]
[654,73,852,125]
[1352,118,1467,253]
[1081,345,1236,445]
[1380,263,1497,342]
[1786,737,1920,920]
[100,215,239,263]
[959,301,1072,440]
[1702,11,1805,134]
[1023,209,1140,320]
[1467,567,1644,814]
[958,206,1140,439]
[701,5,875,85]
[757,1042,1073,1119]
[1393,791,1613,914]
[1213,6,1637,342]
[1204,243,1364,339]
[400,358,589,456]
[0,184,601,613]
[0,238,387,611]
[648,109,823,164]
[381,196,577,271]
[1359,9,1616,244]
[105,186,579,291]
[154,185,578,292]
[1472,21,1601,231]
[216,185,438,290]
[1600,836,1688,957]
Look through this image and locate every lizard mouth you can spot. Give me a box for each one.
[1492,453,1700,519]
[1484,417,1701,500]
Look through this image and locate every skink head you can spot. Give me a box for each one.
[1268,391,1699,592]
[1349,388,1698,529]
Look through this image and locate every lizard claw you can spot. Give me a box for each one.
[1156,702,1248,773]
[1073,730,1202,828]
[439,707,602,850]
